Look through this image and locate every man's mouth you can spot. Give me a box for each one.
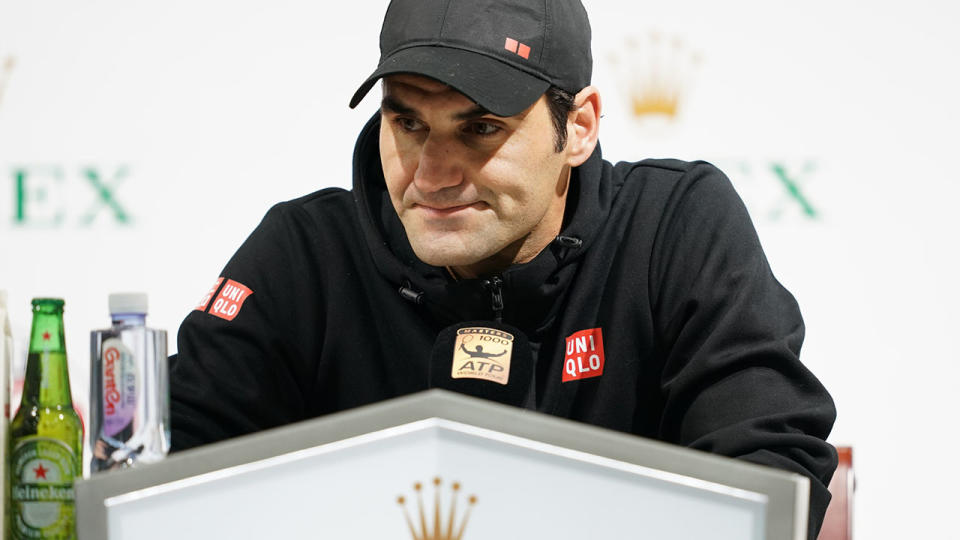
[414,202,485,216]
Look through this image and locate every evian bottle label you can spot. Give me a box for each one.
[102,337,137,437]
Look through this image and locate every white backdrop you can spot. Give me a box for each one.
[1,1,958,537]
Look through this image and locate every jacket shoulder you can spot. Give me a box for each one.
[222,187,361,275]
[275,187,354,216]
[613,158,727,183]
[608,158,740,214]
[255,187,359,231]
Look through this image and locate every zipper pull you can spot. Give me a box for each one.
[483,275,504,323]
[398,286,423,305]
[554,235,583,249]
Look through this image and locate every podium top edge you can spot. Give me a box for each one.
[78,389,805,497]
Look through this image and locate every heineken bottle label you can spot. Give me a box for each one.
[102,337,137,437]
[11,437,78,538]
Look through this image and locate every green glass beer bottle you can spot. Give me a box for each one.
[9,298,83,540]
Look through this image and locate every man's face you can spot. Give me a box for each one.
[379,74,571,278]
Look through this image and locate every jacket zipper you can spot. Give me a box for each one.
[483,275,504,323]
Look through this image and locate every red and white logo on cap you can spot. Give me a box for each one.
[207,279,253,321]
[562,328,605,382]
[504,37,531,59]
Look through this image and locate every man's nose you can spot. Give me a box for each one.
[413,135,463,192]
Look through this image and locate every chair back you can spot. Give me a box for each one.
[817,446,854,540]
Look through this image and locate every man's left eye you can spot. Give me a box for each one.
[466,122,501,136]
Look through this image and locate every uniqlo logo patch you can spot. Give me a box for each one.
[562,328,605,382]
[194,277,223,311]
[208,279,253,321]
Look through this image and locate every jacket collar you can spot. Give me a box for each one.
[352,113,613,335]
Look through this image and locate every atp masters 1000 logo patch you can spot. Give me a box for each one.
[451,327,513,385]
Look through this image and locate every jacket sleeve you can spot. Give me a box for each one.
[169,203,322,451]
[649,163,837,540]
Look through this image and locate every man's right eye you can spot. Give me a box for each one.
[395,117,425,132]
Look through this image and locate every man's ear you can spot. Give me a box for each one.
[565,86,601,167]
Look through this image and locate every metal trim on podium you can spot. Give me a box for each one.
[76,389,809,539]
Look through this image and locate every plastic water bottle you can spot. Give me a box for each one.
[89,293,169,473]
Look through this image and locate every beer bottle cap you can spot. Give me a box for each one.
[109,292,148,315]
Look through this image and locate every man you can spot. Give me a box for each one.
[170,0,837,537]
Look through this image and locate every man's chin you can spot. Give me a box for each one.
[407,236,489,269]
[411,246,483,268]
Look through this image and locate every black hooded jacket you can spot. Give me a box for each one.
[170,114,837,537]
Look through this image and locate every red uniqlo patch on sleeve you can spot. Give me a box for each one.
[207,279,253,321]
[562,328,605,382]
[195,277,223,311]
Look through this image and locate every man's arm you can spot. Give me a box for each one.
[169,203,321,450]
[649,162,837,540]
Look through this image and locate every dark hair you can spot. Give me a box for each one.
[545,86,577,152]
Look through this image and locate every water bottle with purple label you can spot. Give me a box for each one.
[89,293,170,473]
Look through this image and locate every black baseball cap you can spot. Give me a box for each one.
[349,0,593,117]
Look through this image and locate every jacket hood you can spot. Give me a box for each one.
[352,113,618,335]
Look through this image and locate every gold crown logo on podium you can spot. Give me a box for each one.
[397,477,478,540]
[608,32,702,120]
[0,56,15,110]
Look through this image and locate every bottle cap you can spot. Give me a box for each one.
[109,293,148,315]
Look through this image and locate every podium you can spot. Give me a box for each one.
[75,390,809,539]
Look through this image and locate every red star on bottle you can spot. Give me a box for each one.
[42,331,51,341]
[33,463,48,480]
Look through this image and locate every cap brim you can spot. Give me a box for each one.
[349,46,550,117]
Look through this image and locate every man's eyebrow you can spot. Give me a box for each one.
[381,95,416,116]
[453,104,496,121]
[381,95,498,121]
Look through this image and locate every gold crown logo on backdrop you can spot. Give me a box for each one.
[397,477,478,540]
[608,32,702,120]
[0,56,15,110]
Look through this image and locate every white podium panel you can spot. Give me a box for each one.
[77,391,808,539]
[103,420,765,539]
